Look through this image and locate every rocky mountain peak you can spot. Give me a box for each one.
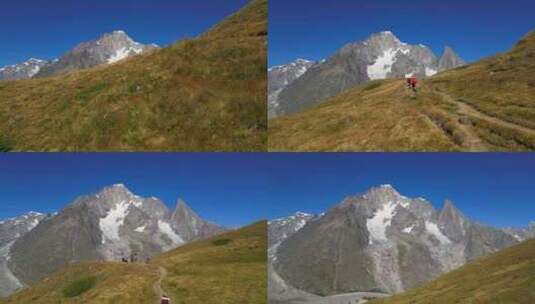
[366,31,404,49]
[440,200,465,220]
[172,199,200,222]
[34,30,158,77]
[438,45,466,71]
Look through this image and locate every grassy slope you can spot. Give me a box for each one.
[370,240,535,304]
[0,0,267,151]
[269,31,535,152]
[0,221,267,304]
[155,221,267,304]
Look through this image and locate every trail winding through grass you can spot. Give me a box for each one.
[153,266,170,303]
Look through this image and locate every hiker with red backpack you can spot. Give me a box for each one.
[406,76,418,92]
[160,295,171,304]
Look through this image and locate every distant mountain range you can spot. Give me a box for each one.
[0,184,225,297]
[268,31,465,117]
[268,185,534,303]
[0,31,158,81]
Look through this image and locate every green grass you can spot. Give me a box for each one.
[0,0,266,151]
[371,240,535,304]
[62,276,97,298]
[155,221,267,304]
[0,262,159,304]
[0,136,12,152]
[212,238,232,246]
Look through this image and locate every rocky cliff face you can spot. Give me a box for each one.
[269,185,528,298]
[268,59,315,118]
[4,184,224,294]
[438,46,466,72]
[274,31,465,117]
[0,212,47,297]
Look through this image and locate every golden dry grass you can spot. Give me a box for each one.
[154,221,267,304]
[0,262,159,304]
[0,0,267,151]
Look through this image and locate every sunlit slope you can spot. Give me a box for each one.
[370,240,535,304]
[0,0,267,151]
[0,262,159,304]
[154,221,267,304]
[269,30,535,152]
[0,221,267,304]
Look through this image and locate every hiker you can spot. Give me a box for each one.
[160,295,171,304]
[406,77,412,89]
[410,77,418,92]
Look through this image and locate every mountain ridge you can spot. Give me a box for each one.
[1,184,225,297]
[268,185,533,303]
[0,31,157,81]
[272,31,465,117]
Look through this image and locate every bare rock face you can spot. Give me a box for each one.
[35,31,158,77]
[274,32,465,117]
[269,185,527,299]
[170,199,227,242]
[438,46,466,72]
[5,184,224,293]
[0,59,48,81]
[0,212,46,297]
[268,59,315,118]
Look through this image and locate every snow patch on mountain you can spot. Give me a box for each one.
[367,201,397,244]
[425,221,451,245]
[158,220,184,245]
[425,67,437,76]
[99,200,130,243]
[367,48,398,80]
[135,225,146,233]
[403,225,415,234]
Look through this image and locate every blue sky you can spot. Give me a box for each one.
[265,153,535,228]
[0,0,248,67]
[269,0,535,67]
[0,153,269,228]
[1,153,534,228]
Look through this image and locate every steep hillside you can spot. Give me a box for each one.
[155,221,267,304]
[0,0,267,151]
[0,221,267,304]
[371,239,535,304]
[0,262,159,304]
[269,30,535,152]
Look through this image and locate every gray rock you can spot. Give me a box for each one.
[438,46,466,72]
[0,212,46,297]
[268,59,315,118]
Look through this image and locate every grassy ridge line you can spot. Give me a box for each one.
[268,80,460,151]
[0,0,266,151]
[371,240,535,304]
[154,221,267,304]
[0,262,159,304]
